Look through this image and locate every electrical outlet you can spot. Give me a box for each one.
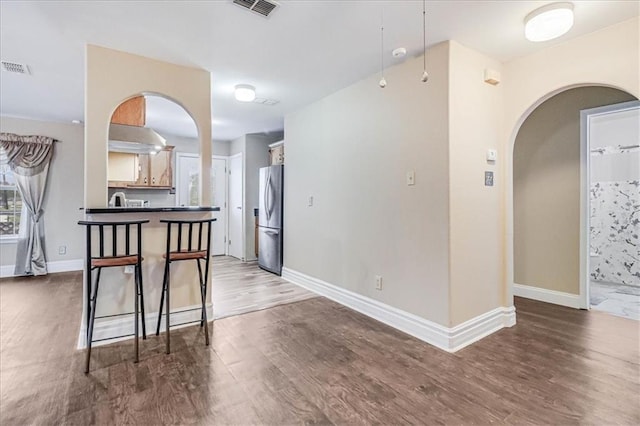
[58,245,67,255]
[375,275,383,290]
[124,265,135,274]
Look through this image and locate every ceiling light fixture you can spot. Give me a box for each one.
[524,2,574,42]
[379,10,386,89]
[421,0,429,83]
[234,84,256,102]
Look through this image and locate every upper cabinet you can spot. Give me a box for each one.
[109,146,174,189]
[149,147,173,187]
[110,96,146,127]
[269,141,284,165]
[108,152,139,187]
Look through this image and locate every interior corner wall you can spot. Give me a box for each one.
[504,17,640,299]
[85,44,212,208]
[513,87,636,294]
[447,41,504,326]
[284,42,451,326]
[0,116,84,267]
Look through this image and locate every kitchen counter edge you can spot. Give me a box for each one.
[83,207,221,214]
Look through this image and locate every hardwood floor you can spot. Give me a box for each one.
[212,256,315,319]
[1,271,639,425]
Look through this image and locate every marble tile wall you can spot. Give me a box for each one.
[590,180,639,286]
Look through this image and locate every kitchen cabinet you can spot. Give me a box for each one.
[269,141,284,165]
[149,148,173,187]
[108,146,174,189]
[108,152,139,187]
[134,147,174,188]
[110,96,145,127]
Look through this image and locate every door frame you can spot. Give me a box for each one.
[228,152,245,260]
[212,155,229,256]
[579,100,640,310]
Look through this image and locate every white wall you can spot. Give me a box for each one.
[284,43,451,326]
[0,116,84,268]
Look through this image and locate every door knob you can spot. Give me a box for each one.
[236,206,242,209]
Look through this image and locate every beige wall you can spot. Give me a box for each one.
[448,41,504,325]
[0,116,84,268]
[504,17,640,300]
[85,45,212,208]
[83,45,213,328]
[284,43,451,326]
[513,87,635,294]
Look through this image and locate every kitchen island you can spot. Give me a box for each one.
[78,206,220,348]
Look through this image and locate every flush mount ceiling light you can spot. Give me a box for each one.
[234,84,256,102]
[524,2,574,42]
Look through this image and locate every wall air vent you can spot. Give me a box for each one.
[233,0,279,18]
[1,61,30,75]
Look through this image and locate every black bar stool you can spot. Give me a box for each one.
[155,218,216,354]
[78,219,149,373]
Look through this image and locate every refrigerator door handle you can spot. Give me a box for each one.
[265,171,272,222]
[264,229,279,235]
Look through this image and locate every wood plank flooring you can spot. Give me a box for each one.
[1,270,639,425]
[212,256,315,319]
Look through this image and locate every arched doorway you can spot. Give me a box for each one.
[510,86,637,310]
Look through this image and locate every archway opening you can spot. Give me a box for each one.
[107,93,199,207]
[512,86,637,310]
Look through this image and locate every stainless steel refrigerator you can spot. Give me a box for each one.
[258,165,284,275]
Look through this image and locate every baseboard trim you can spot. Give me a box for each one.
[0,258,83,278]
[282,267,515,353]
[76,303,213,349]
[513,283,582,309]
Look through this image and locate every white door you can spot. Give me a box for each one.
[211,157,227,256]
[176,153,227,255]
[176,153,199,207]
[228,154,243,260]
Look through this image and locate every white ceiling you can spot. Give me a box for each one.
[1,1,638,140]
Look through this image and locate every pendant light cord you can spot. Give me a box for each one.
[381,11,385,79]
[423,0,426,71]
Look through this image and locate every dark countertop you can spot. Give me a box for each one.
[84,206,220,214]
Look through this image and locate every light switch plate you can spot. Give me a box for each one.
[485,171,494,186]
[406,170,415,186]
[486,149,497,162]
[307,196,314,207]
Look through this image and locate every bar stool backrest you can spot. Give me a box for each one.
[77,219,150,262]
[160,218,216,257]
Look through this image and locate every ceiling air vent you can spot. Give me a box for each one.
[1,61,30,75]
[233,0,279,18]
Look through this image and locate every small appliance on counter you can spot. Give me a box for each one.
[109,192,126,207]
[126,199,149,208]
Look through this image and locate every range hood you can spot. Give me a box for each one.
[108,124,166,154]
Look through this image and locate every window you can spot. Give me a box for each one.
[0,163,23,239]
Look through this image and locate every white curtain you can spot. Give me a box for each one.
[0,133,55,276]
